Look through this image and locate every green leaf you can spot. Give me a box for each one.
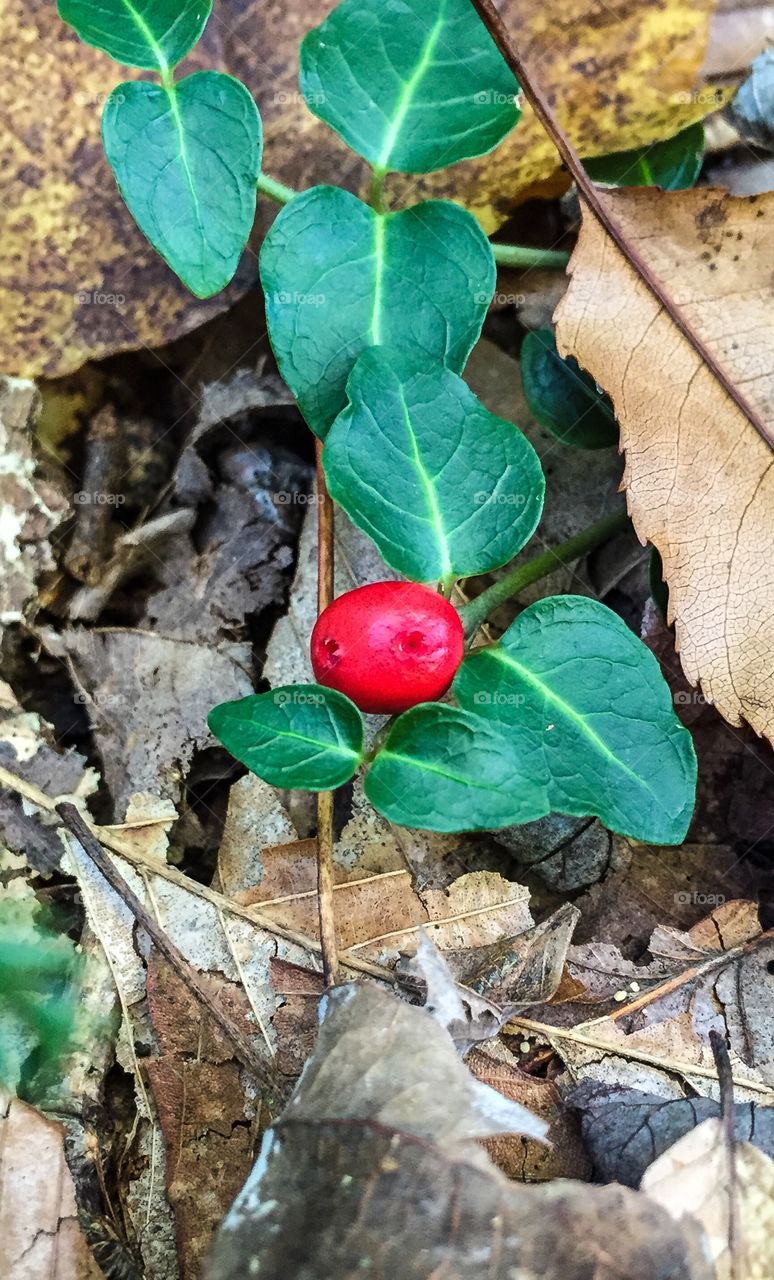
[0,900,84,1100]
[260,186,494,437]
[521,329,618,450]
[208,686,365,791]
[102,72,262,298]
[324,349,544,584]
[300,0,520,174]
[58,0,212,71]
[584,124,704,191]
[453,595,697,844]
[365,704,531,831]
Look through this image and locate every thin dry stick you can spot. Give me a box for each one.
[710,1029,741,1278]
[315,439,340,986]
[469,0,774,456]
[56,802,289,1099]
[506,1015,774,1098]
[0,761,394,983]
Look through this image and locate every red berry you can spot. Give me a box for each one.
[311,581,464,715]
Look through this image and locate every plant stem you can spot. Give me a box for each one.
[468,0,774,456]
[257,172,297,205]
[458,510,629,638]
[492,243,569,269]
[369,169,388,213]
[315,441,340,987]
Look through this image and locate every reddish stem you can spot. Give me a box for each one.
[315,441,340,986]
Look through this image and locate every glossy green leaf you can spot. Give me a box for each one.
[102,72,262,298]
[324,349,544,585]
[521,329,618,450]
[454,595,696,844]
[365,704,530,832]
[584,123,704,191]
[300,0,520,174]
[260,186,494,437]
[58,0,211,71]
[208,686,364,791]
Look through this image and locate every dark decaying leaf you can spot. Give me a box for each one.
[568,1080,774,1187]
[207,984,712,1280]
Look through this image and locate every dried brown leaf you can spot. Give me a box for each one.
[0,1092,105,1279]
[555,186,774,741]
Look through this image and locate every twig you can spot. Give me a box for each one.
[505,1015,774,1098]
[56,802,287,1098]
[0,761,392,982]
[315,442,340,987]
[710,1030,741,1279]
[468,0,774,456]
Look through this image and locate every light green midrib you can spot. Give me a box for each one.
[488,649,658,794]
[234,722,360,759]
[376,0,448,171]
[376,749,507,794]
[396,385,453,581]
[120,0,170,72]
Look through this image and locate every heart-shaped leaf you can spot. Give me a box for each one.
[260,186,494,437]
[102,72,262,298]
[521,329,618,449]
[584,123,704,191]
[324,349,544,584]
[364,704,531,831]
[208,686,364,791]
[454,595,696,844]
[300,0,520,174]
[58,0,212,71]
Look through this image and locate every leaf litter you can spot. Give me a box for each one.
[2,7,774,1278]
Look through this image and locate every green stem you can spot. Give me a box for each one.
[492,242,570,269]
[458,510,629,638]
[257,172,297,205]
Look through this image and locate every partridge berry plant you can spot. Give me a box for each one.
[59,0,698,843]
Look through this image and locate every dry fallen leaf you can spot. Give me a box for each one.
[4,0,723,376]
[0,1091,105,1279]
[0,377,67,626]
[208,984,713,1280]
[642,1116,774,1280]
[555,186,774,742]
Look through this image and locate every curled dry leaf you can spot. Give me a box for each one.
[208,984,713,1280]
[555,186,774,742]
[0,1091,105,1280]
[642,1116,774,1280]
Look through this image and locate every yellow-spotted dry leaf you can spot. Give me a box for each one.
[554,186,774,742]
[2,0,723,376]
